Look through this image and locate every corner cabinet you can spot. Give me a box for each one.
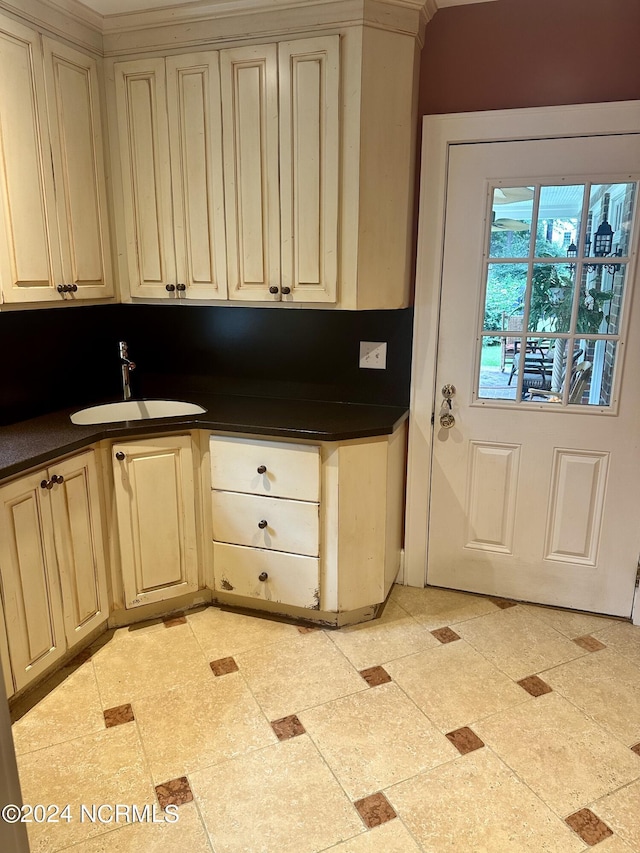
[0,16,113,305]
[0,451,108,694]
[112,435,199,608]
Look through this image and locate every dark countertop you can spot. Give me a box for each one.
[0,394,409,481]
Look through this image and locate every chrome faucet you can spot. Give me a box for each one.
[119,341,136,401]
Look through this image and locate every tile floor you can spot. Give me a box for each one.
[10,586,640,852]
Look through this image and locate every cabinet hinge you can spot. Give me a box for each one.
[636,557,640,587]
[430,412,435,426]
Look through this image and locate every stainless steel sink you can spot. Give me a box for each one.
[70,399,206,425]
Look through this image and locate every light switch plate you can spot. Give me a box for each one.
[359,341,387,370]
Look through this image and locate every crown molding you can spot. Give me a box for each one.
[100,0,432,56]
[0,0,102,51]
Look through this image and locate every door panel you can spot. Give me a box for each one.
[428,135,640,615]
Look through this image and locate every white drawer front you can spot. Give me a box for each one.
[212,490,319,557]
[210,436,320,501]
[213,542,319,609]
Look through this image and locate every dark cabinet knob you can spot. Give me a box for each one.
[165,284,176,292]
[281,287,291,295]
[115,451,125,461]
[257,465,267,474]
[269,286,279,294]
[69,284,78,292]
[258,519,268,529]
[176,283,186,292]
[57,284,69,293]
[51,474,64,485]
[258,572,268,581]
[40,479,53,490]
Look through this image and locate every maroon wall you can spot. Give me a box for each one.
[419,0,640,116]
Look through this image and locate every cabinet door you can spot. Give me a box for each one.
[114,58,176,298]
[166,52,227,300]
[43,39,113,300]
[0,472,65,691]
[278,37,339,303]
[113,436,198,608]
[49,451,108,647]
[0,16,62,304]
[221,44,280,301]
[0,592,13,698]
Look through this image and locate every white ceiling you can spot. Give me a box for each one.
[79,0,494,18]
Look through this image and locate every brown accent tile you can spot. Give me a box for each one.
[163,614,187,627]
[445,726,485,755]
[271,714,306,741]
[297,625,320,634]
[210,656,239,676]
[354,792,397,828]
[631,743,640,757]
[488,597,518,609]
[517,675,553,698]
[565,808,613,845]
[430,627,460,644]
[155,776,193,810]
[103,704,135,728]
[359,665,392,687]
[573,635,606,652]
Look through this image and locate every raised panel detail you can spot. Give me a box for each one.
[465,442,520,554]
[545,449,609,565]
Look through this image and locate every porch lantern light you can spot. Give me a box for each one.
[593,218,614,257]
[577,218,622,275]
[566,241,578,271]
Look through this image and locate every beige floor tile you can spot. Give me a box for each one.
[593,621,640,668]
[385,640,530,732]
[455,606,585,681]
[134,671,277,782]
[588,837,636,853]
[91,622,212,708]
[474,693,640,816]
[386,747,584,853]
[390,584,497,629]
[299,683,457,800]
[521,603,617,638]
[592,779,640,851]
[11,662,105,755]
[544,647,640,745]
[58,802,213,852]
[324,820,423,852]
[235,631,366,719]
[190,735,364,853]
[16,725,156,853]
[187,605,300,661]
[326,601,439,670]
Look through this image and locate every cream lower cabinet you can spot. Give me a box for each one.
[0,451,108,694]
[113,435,199,609]
[210,426,406,619]
[0,15,112,305]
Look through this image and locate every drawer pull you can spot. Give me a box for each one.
[51,474,64,485]
[258,572,268,581]
[257,465,267,474]
[258,519,268,529]
[115,451,126,461]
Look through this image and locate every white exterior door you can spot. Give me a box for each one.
[408,114,640,617]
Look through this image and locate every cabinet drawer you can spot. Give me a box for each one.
[210,436,320,501]
[213,542,319,609]
[212,491,319,557]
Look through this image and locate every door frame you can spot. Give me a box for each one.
[404,100,640,589]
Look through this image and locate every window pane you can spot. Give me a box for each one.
[489,187,534,258]
[535,184,584,257]
[529,263,575,333]
[519,337,555,401]
[573,339,617,406]
[577,264,626,335]
[478,336,518,400]
[482,263,527,331]
[586,183,637,258]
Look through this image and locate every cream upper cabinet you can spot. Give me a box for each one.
[0,452,108,693]
[221,36,338,303]
[112,435,199,608]
[114,53,227,300]
[0,16,112,305]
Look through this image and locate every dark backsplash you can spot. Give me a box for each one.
[0,304,413,425]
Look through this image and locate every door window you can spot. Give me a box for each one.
[477,181,637,409]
